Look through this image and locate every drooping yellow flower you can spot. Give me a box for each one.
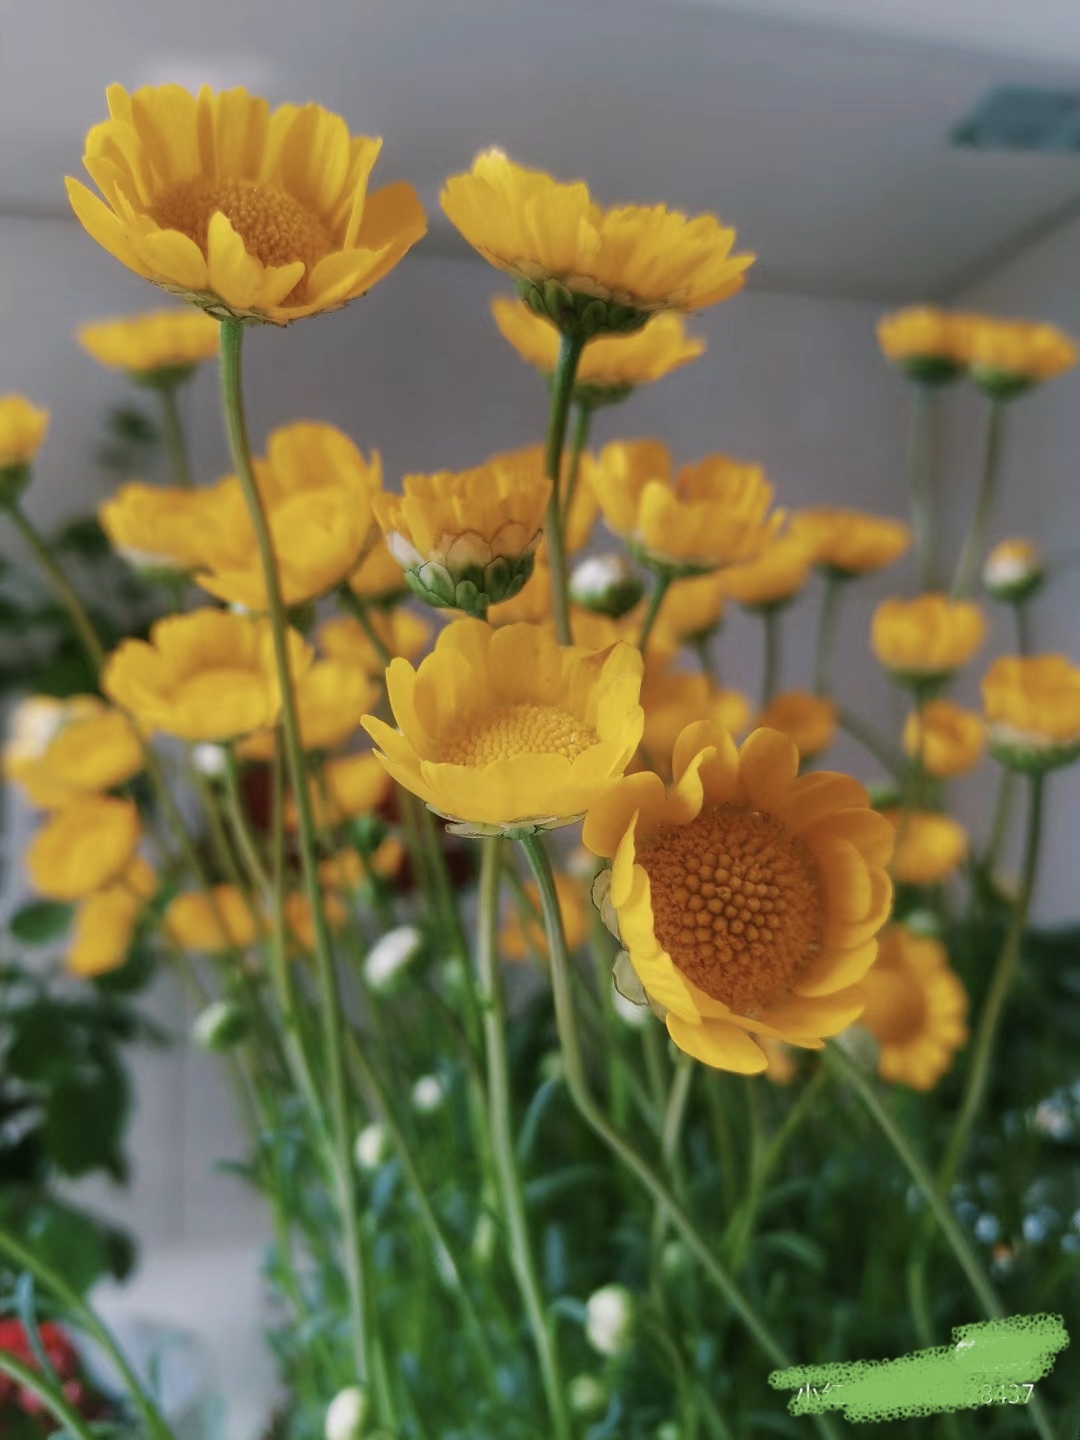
[491,297,705,401]
[857,925,968,1090]
[0,395,48,470]
[983,538,1045,604]
[876,306,972,383]
[373,447,551,616]
[3,696,143,808]
[902,700,985,778]
[362,619,644,836]
[883,810,968,885]
[583,722,894,1073]
[67,856,159,978]
[318,610,432,674]
[757,692,838,760]
[347,539,411,604]
[27,795,141,901]
[718,534,814,610]
[981,654,1080,771]
[165,885,261,952]
[871,595,986,683]
[100,482,219,574]
[287,750,393,830]
[238,659,377,760]
[501,871,588,961]
[640,662,750,772]
[194,422,378,609]
[585,440,781,576]
[965,316,1077,395]
[790,508,911,577]
[103,608,313,741]
[442,151,752,336]
[67,84,427,325]
[77,309,219,379]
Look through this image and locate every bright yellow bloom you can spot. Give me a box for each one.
[883,810,968,885]
[442,150,752,334]
[640,662,750,772]
[238,659,377,761]
[585,440,781,575]
[77,308,219,377]
[488,557,553,628]
[981,655,1080,770]
[103,608,313,741]
[758,692,838,760]
[790,508,911,577]
[583,722,893,1073]
[319,840,404,891]
[871,595,986,681]
[27,795,141,901]
[876,306,972,381]
[902,700,985,778]
[491,297,705,399]
[718,534,814,609]
[857,926,968,1090]
[0,395,48,469]
[362,619,644,836]
[347,539,410,603]
[99,482,217,573]
[569,606,653,653]
[67,856,159,978]
[965,315,1077,392]
[501,871,588,961]
[564,477,600,555]
[67,84,426,325]
[165,885,261,952]
[373,447,551,614]
[194,422,378,609]
[318,610,432,673]
[983,538,1044,602]
[3,696,143,808]
[288,750,393,830]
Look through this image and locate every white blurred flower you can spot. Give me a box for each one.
[354,1122,389,1173]
[363,925,423,993]
[411,1074,446,1115]
[585,1283,634,1357]
[568,1374,608,1417]
[325,1386,368,1440]
[191,1000,248,1051]
[192,742,228,777]
[569,553,644,618]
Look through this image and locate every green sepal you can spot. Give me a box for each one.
[132,364,199,391]
[988,735,1080,774]
[515,277,650,342]
[898,357,965,387]
[970,367,1035,401]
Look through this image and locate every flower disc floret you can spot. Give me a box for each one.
[77,308,219,380]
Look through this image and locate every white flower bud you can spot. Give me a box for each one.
[411,1074,446,1115]
[568,1374,608,1417]
[354,1122,389,1173]
[192,742,228,777]
[570,554,645,619]
[983,539,1044,603]
[324,1386,368,1440]
[585,1284,635,1357]
[191,1000,248,1051]
[363,925,423,993]
[656,1423,681,1440]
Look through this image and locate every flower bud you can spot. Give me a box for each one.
[354,1122,389,1173]
[191,999,249,1051]
[192,743,228,778]
[411,1074,447,1115]
[983,539,1045,604]
[585,1284,635,1357]
[568,1374,608,1418]
[324,1385,369,1440]
[538,1051,564,1085]
[569,554,645,619]
[362,925,423,993]
[656,1424,681,1440]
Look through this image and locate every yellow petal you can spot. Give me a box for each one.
[667,1014,768,1073]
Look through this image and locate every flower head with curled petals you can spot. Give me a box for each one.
[981,654,1080,771]
[902,700,984,778]
[583,722,894,1073]
[872,594,985,686]
[790,508,911,578]
[77,308,219,380]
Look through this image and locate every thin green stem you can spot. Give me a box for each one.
[649,1050,694,1274]
[760,604,783,707]
[559,399,592,528]
[638,572,673,655]
[476,837,570,1440]
[543,332,587,645]
[952,397,1006,600]
[222,747,271,893]
[158,380,194,488]
[983,768,1017,878]
[906,383,936,590]
[813,574,844,695]
[1013,599,1033,656]
[0,1352,98,1440]
[8,503,105,670]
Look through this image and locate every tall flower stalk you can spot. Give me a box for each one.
[543,333,587,644]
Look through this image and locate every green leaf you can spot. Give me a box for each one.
[51,515,111,561]
[9,901,74,946]
[755,1230,827,1273]
[43,1048,129,1180]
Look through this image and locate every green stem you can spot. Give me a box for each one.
[813,574,844,695]
[906,383,936,591]
[952,398,1006,600]
[519,832,843,1440]
[218,318,371,1394]
[638,572,673,655]
[476,837,570,1440]
[983,768,1017,878]
[544,332,587,645]
[1013,599,1033,656]
[760,604,783,707]
[0,1352,98,1440]
[158,380,194,488]
[559,399,592,528]
[8,503,105,670]
[222,747,271,893]
[649,1049,694,1276]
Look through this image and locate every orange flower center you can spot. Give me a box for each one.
[439,703,597,766]
[638,803,821,1013]
[151,177,332,275]
[860,967,926,1046]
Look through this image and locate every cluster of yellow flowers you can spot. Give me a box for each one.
[878,304,1077,396]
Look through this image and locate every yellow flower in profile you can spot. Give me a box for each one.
[319,840,405,891]
[585,440,781,576]
[491,297,705,401]
[3,696,143,808]
[981,654,1080,771]
[347,539,410,604]
[0,395,48,470]
[883,810,968,885]
[790,508,911,577]
[651,572,727,650]
[583,722,894,1073]
[857,926,968,1090]
[67,856,159,979]
[983,538,1044,603]
[103,608,313,741]
[758,692,838,760]
[27,796,141,901]
[67,84,427,325]
[501,871,588,961]
[965,316,1077,395]
[718,534,814,610]
[373,447,551,615]
[318,610,432,674]
[362,619,644,836]
[165,885,261,952]
[77,309,219,379]
[100,482,216,574]
[871,595,986,683]
[876,306,971,383]
[640,662,750,772]
[902,700,985,778]
[287,750,393,830]
[239,659,377,760]
[442,150,752,335]
[195,423,378,609]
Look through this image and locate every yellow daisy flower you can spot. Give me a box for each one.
[583,721,894,1073]
[318,610,432,674]
[27,795,141,901]
[361,619,644,837]
[871,595,986,684]
[883,810,968,885]
[77,308,219,380]
[238,659,377,761]
[0,395,48,486]
[983,538,1044,603]
[640,661,750,772]
[718,534,814,610]
[501,871,589,961]
[165,885,261,952]
[442,150,752,336]
[67,856,159,979]
[99,482,219,574]
[3,696,143,808]
[902,700,985,778]
[789,508,911,577]
[857,926,968,1090]
[981,654,1080,771]
[67,84,427,325]
[757,691,838,760]
[965,316,1077,396]
[876,306,972,383]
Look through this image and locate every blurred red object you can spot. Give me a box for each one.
[0,1318,99,1428]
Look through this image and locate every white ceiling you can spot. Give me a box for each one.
[5,0,1080,300]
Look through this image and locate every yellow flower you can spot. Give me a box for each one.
[758,692,838,760]
[876,306,971,383]
[857,925,968,1090]
[373,447,551,615]
[318,610,432,673]
[195,422,378,609]
[319,840,404,891]
[789,508,911,577]
[488,557,553,628]
[501,872,588,961]
[585,440,781,575]
[564,476,600,555]
[67,84,427,325]
[718,534,813,610]
[347,539,410,604]
[883,810,968,885]
[871,595,986,683]
[238,659,377,761]
[570,606,652,654]
[981,654,1080,770]
[27,795,141,901]
[67,856,159,978]
[103,608,313,741]
[287,750,393,829]
[285,889,348,952]
[362,619,644,836]
[651,572,727,650]
[77,308,219,378]
[442,150,752,335]
[3,696,143,808]
[965,316,1077,395]
[583,722,894,1073]
[491,296,705,400]
[99,482,218,574]
[165,885,261,952]
[0,395,48,470]
[983,538,1045,603]
[902,700,985,778]
[640,661,750,772]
